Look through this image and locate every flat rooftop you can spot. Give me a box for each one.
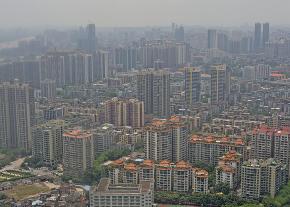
[93,178,152,194]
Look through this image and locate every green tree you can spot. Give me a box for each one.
[214,182,231,195]
[0,192,7,200]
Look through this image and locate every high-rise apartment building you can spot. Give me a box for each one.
[144,116,188,162]
[250,125,290,173]
[254,23,262,51]
[108,159,209,193]
[104,98,144,128]
[241,159,287,199]
[92,124,115,156]
[86,24,97,53]
[174,25,185,42]
[188,135,245,166]
[137,69,170,117]
[173,161,192,193]
[114,47,138,72]
[138,41,187,68]
[208,29,217,49]
[63,130,94,178]
[94,50,109,80]
[40,79,56,99]
[40,51,94,86]
[184,67,201,107]
[192,168,209,194]
[210,65,230,105]
[0,82,35,151]
[32,120,64,166]
[155,160,173,191]
[250,125,274,160]
[262,23,270,48]
[215,151,242,189]
[0,60,41,89]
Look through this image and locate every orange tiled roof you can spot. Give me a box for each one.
[220,150,241,162]
[193,168,208,178]
[218,165,235,173]
[175,160,191,169]
[158,160,171,168]
[141,159,154,168]
[112,159,124,166]
[63,130,92,139]
[124,163,137,171]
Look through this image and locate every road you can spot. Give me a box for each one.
[0,157,26,172]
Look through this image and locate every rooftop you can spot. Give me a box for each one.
[94,178,152,194]
[190,134,245,146]
[63,130,92,139]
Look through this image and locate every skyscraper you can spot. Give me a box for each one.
[175,25,185,42]
[137,69,170,117]
[86,24,97,53]
[262,23,270,48]
[0,82,35,152]
[210,65,230,105]
[208,29,217,49]
[254,23,262,51]
[184,67,201,107]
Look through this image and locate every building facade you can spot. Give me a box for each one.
[184,67,201,107]
[32,120,64,166]
[137,69,170,117]
[63,130,94,178]
[0,82,35,151]
[90,178,154,207]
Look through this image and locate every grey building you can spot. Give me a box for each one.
[0,81,35,152]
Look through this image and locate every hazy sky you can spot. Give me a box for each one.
[0,0,289,28]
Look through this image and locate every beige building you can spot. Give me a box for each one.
[90,178,154,207]
[138,159,155,182]
[0,82,35,152]
[215,151,242,189]
[108,159,209,194]
[155,160,173,191]
[63,130,94,178]
[32,120,64,166]
[251,125,290,174]
[192,168,209,194]
[105,97,144,128]
[241,159,287,199]
[123,163,139,184]
[173,161,192,193]
[144,115,188,162]
[188,134,245,166]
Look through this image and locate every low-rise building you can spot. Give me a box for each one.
[90,178,154,207]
